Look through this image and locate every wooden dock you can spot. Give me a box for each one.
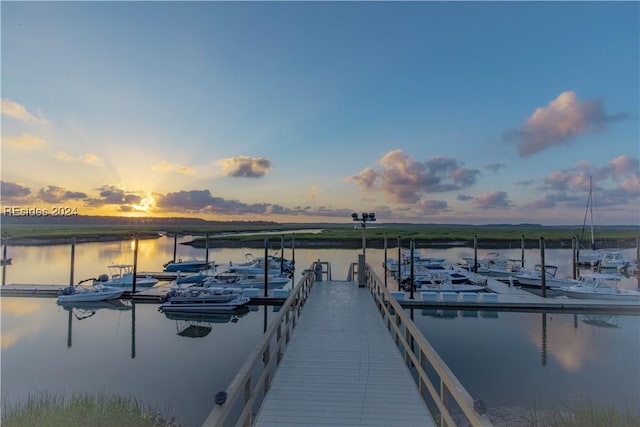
[393,274,640,314]
[253,280,435,427]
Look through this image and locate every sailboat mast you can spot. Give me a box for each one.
[579,175,596,250]
[589,176,595,250]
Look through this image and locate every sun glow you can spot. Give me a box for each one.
[131,193,155,213]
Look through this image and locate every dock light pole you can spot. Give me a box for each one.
[351,212,375,287]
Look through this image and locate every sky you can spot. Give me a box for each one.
[1,1,639,225]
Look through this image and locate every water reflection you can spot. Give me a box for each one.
[581,314,619,328]
[2,239,639,423]
[164,306,251,339]
[410,306,639,412]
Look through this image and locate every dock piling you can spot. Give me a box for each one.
[540,236,546,298]
[69,237,76,286]
[132,235,139,293]
[473,235,478,273]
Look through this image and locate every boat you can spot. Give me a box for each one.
[159,286,251,313]
[163,258,213,273]
[555,273,640,301]
[94,264,159,288]
[204,272,290,289]
[385,249,446,273]
[415,282,486,293]
[458,252,523,278]
[514,265,580,288]
[222,253,295,277]
[592,250,629,269]
[397,267,472,285]
[57,279,125,303]
[399,272,485,292]
[576,176,617,265]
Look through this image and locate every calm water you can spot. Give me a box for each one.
[1,236,639,425]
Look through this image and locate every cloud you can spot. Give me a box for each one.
[85,185,142,208]
[525,155,640,211]
[151,160,196,175]
[37,186,87,203]
[1,99,48,125]
[484,163,505,173]
[216,156,272,178]
[503,91,626,156]
[473,191,512,209]
[156,189,274,214]
[1,181,32,198]
[348,149,480,203]
[349,167,378,188]
[4,134,46,149]
[55,151,100,164]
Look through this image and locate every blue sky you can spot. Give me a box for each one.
[2,1,639,225]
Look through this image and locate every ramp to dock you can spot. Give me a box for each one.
[254,280,434,427]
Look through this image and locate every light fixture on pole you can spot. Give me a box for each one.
[351,212,376,257]
[352,212,376,287]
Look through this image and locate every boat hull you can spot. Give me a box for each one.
[556,288,640,301]
[57,286,124,303]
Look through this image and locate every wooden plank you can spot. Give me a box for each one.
[254,280,435,427]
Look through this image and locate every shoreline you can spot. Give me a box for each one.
[5,234,637,250]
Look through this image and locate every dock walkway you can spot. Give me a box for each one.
[254,280,435,427]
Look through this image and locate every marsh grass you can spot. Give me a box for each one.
[527,397,640,427]
[1,392,179,427]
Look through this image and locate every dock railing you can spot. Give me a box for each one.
[201,267,316,427]
[365,264,494,427]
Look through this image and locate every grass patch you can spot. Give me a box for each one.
[527,397,640,427]
[1,392,179,427]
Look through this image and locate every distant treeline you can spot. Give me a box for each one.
[1,215,638,249]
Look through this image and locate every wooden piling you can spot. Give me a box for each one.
[473,235,478,273]
[410,239,415,300]
[540,236,546,298]
[205,233,210,266]
[280,235,284,274]
[172,233,178,262]
[383,233,388,288]
[69,237,76,286]
[132,235,139,293]
[571,237,578,280]
[264,238,269,297]
[2,232,7,286]
[397,236,401,285]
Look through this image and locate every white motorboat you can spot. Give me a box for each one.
[515,265,580,288]
[159,286,250,313]
[415,282,486,293]
[400,271,484,292]
[555,273,640,301]
[459,252,523,278]
[222,253,295,277]
[592,250,629,269]
[385,249,446,273]
[57,279,125,303]
[399,267,472,286]
[94,264,159,288]
[163,259,213,273]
